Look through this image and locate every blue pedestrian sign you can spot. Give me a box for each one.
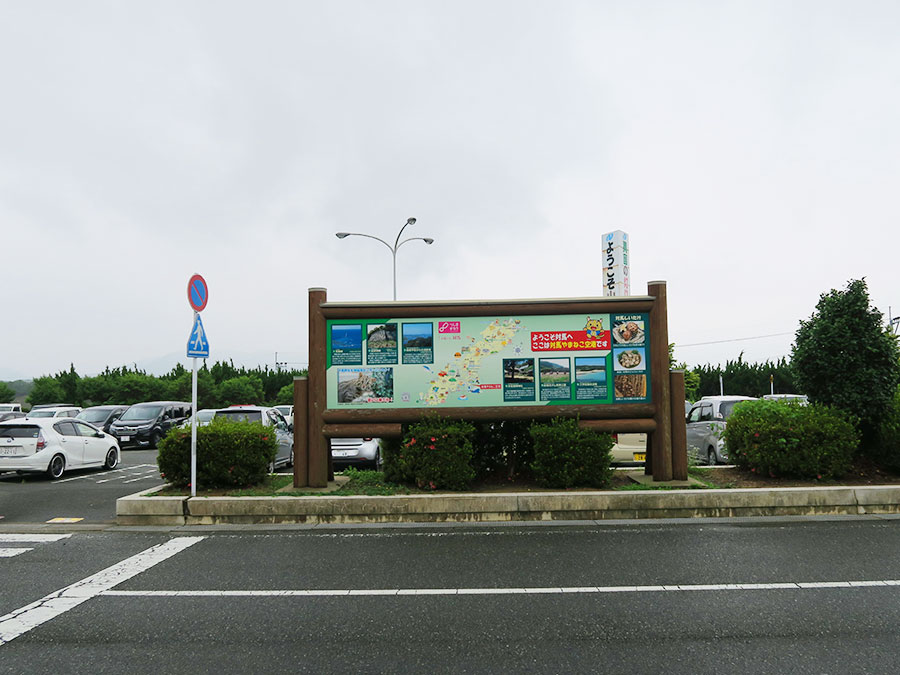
[187,313,210,358]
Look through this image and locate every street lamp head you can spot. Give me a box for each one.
[335,232,350,239]
[407,218,416,225]
[423,238,434,244]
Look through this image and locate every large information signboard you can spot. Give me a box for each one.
[326,313,651,409]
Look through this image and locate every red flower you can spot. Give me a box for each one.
[753,433,759,438]
[428,445,435,450]
[430,437,436,442]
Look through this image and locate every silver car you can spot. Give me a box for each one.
[212,406,293,470]
[685,396,757,465]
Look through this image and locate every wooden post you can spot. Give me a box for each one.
[648,280,672,481]
[292,376,308,488]
[307,288,329,487]
[669,370,688,481]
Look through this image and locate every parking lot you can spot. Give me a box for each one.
[0,449,162,526]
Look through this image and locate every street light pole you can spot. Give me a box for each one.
[336,218,434,301]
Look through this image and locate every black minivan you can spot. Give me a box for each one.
[108,401,191,449]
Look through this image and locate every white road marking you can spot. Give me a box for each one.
[0,536,205,646]
[0,549,33,558]
[53,465,157,484]
[0,534,72,543]
[100,579,900,598]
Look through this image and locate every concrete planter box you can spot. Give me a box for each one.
[116,485,900,526]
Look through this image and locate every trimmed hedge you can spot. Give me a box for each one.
[157,417,278,489]
[529,417,614,489]
[383,416,475,490]
[723,399,857,479]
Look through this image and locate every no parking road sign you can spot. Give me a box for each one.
[187,273,208,312]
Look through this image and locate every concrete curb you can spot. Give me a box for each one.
[116,485,900,526]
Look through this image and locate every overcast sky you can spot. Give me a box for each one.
[2,1,899,381]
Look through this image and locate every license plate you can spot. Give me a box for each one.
[120,436,130,442]
[1,446,22,456]
[633,453,646,462]
[333,449,355,457]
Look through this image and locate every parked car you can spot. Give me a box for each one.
[76,405,128,433]
[108,401,191,449]
[0,412,25,423]
[763,394,809,405]
[25,406,82,419]
[610,433,646,465]
[212,405,293,470]
[685,396,757,465]
[273,405,293,427]
[331,437,382,470]
[0,417,120,479]
[180,408,216,428]
[0,403,22,413]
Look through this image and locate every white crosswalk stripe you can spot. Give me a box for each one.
[0,534,73,559]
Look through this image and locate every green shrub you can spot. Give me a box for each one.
[471,420,535,480]
[724,399,858,479]
[157,417,278,489]
[877,387,900,473]
[529,417,614,489]
[385,416,475,490]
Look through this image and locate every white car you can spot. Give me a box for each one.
[331,437,382,470]
[686,396,758,465]
[610,433,646,465]
[763,394,809,405]
[0,417,120,479]
[180,408,217,428]
[26,405,82,419]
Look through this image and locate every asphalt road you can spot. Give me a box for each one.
[0,448,162,525]
[1,518,899,673]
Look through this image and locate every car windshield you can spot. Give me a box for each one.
[78,410,109,423]
[0,405,16,412]
[197,410,215,422]
[215,410,263,423]
[120,406,162,421]
[275,407,291,415]
[720,400,751,420]
[27,410,55,418]
[0,425,40,439]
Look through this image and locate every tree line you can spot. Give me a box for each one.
[20,362,307,410]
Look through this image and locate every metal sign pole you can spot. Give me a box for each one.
[191,315,198,498]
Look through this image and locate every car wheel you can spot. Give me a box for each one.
[104,448,119,470]
[707,447,717,466]
[47,454,65,479]
[149,432,161,449]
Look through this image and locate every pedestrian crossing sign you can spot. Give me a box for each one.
[187,313,210,358]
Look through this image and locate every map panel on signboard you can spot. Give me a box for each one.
[325,313,651,409]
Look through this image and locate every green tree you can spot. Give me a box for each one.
[791,279,900,447]
[216,376,265,407]
[26,376,67,407]
[274,384,295,405]
[0,381,15,404]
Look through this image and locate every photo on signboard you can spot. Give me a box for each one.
[614,373,647,399]
[503,358,535,383]
[402,323,433,349]
[574,357,606,383]
[539,358,570,384]
[331,324,363,365]
[612,319,645,345]
[366,323,398,365]
[402,322,434,364]
[367,323,397,349]
[613,347,645,371]
[337,368,394,404]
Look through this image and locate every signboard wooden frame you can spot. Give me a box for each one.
[295,281,686,487]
